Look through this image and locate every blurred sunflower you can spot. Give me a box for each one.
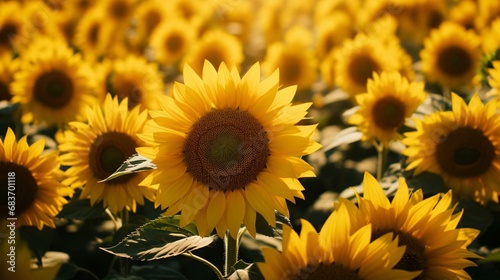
[475,0,500,30]
[0,56,18,103]
[183,29,243,76]
[23,1,64,40]
[108,55,165,111]
[258,205,419,280]
[95,0,137,27]
[63,0,97,18]
[10,38,96,127]
[149,18,196,65]
[138,61,320,238]
[73,8,113,61]
[489,61,500,96]
[449,0,477,30]
[356,172,480,278]
[315,11,354,60]
[349,72,425,147]
[334,33,399,98]
[420,22,482,90]
[0,1,27,56]
[58,95,156,213]
[262,27,317,92]
[0,128,73,229]
[403,93,500,204]
[481,18,500,54]
[129,0,169,51]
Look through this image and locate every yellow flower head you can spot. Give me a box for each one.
[138,61,321,238]
[489,61,500,99]
[73,8,114,62]
[354,172,480,279]
[403,93,500,204]
[1,128,73,229]
[149,18,196,65]
[58,95,156,213]
[0,1,28,56]
[349,71,426,147]
[420,22,482,90]
[11,37,97,127]
[258,204,419,279]
[183,29,243,76]
[108,55,165,111]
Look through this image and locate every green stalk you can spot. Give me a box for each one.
[224,231,239,277]
[376,143,388,181]
[183,252,225,280]
[118,209,130,276]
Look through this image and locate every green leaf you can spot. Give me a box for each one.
[98,153,156,183]
[100,216,217,261]
[255,211,292,238]
[480,250,500,263]
[322,126,363,157]
[57,198,106,220]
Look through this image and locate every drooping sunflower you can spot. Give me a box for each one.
[420,22,482,90]
[403,93,500,204]
[352,172,480,278]
[58,95,156,213]
[149,18,196,65]
[0,128,73,229]
[182,29,243,76]
[138,61,321,238]
[262,27,318,92]
[334,33,399,98]
[349,71,426,147]
[107,55,165,111]
[0,1,28,56]
[10,38,96,127]
[258,204,420,280]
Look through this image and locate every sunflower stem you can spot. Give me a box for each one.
[376,143,388,181]
[118,209,130,276]
[183,252,225,280]
[224,231,239,277]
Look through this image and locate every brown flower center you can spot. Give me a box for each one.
[33,70,74,109]
[183,109,269,191]
[113,79,142,110]
[0,162,39,218]
[281,54,303,86]
[349,54,380,89]
[0,81,12,102]
[372,229,426,275]
[292,263,362,280]
[110,0,130,20]
[437,46,472,77]
[166,33,184,54]
[371,96,406,130]
[89,132,137,183]
[436,127,495,178]
[0,22,18,47]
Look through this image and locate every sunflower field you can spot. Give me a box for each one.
[2,0,500,279]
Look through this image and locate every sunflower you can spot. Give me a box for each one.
[182,29,243,76]
[475,0,500,31]
[0,56,19,103]
[149,18,196,65]
[489,61,500,96]
[481,18,500,54]
[315,11,354,60]
[449,0,477,30]
[0,1,27,56]
[420,22,482,90]
[108,55,165,111]
[138,61,321,238]
[73,8,114,61]
[129,0,169,52]
[0,128,73,229]
[23,1,64,40]
[258,204,419,280]
[95,0,137,27]
[334,33,399,98]
[10,37,96,127]
[262,27,318,92]
[348,72,425,147]
[352,172,480,278]
[58,95,156,213]
[403,93,500,204]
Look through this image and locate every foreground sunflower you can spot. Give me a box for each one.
[138,61,321,238]
[10,37,96,127]
[420,22,482,90]
[58,95,156,213]
[258,204,419,280]
[355,172,480,279]
[403,93,500,204]
[349,72,426,147]
[0,128,73,229]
